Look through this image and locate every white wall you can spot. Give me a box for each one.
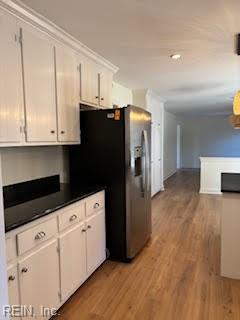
[164,110,178,180]
[112,82,133,108]
[1,146,69,186]
[178,115,240,168]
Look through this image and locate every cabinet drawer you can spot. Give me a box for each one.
[6,237,16,263]
[86,191,105,217]
[17,218,57,255]
[58,201,85,232]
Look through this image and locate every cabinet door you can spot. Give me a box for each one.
[19,240,59,320]
[7,265,19,306]
[80,56,99,106]
[22,24,57,142]
[86,211,106,275]
[99,68,113,108]
[55,46,80,142]
[59,223,87,301]
[0,12,23,143]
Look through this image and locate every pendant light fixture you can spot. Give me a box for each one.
[229,35,240,129]
[229,91,240,128]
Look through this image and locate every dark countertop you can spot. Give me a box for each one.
[4,183,105,233]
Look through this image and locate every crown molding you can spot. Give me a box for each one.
[0,0,119,73]
[146,89,166,103]
[133,89,166,103]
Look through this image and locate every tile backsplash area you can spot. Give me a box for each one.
[0,146,69,186]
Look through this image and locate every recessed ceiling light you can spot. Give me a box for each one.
[170,54,181,60]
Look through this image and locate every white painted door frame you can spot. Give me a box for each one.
[0,153,9,319]
[177,124,181,170]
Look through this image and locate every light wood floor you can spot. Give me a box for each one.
[55,170,240,320]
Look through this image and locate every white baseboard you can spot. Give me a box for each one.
[199,188,222,195]
[164,170,177,181]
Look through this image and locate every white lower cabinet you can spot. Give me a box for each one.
[18,240,60,320]
[6,191,106,320]
[86,210,106,274]
[7,265,20,306]
[59,223,87,301]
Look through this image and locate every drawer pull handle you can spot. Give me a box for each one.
[8,275,15,281]
[94,203,100,209]
[82,229,86,233]
[69,214,77,222]
[35,231,46,240]
[87,225,91,229]
[21,268,28,273]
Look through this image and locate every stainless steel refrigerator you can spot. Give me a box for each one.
[69,105,152,262]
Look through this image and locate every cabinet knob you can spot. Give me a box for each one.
[95,96,99,99]
[8,275,15,281]
[50,130,55,134]
[87,225,91,229]
[94,202,100,209]
[101,98,104,101]
[82,229,86,233]
[35,231,46,240]
[61,130,65,134]
[21,267,28,273]
[69,214,77,222]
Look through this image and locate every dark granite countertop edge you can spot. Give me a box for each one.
[5,186,105,233]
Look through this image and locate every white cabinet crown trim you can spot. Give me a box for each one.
[0,0,119,74]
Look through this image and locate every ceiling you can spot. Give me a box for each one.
[14,0,240,115]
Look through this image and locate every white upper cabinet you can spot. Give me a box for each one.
[99,67,113,108]
[21,24,57,143]
[80,55,99,106]
[55,46,80,142]
[0,12,23,144]
[0,6,117,147]
[80,56,114,109]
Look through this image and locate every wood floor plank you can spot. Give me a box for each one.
[54,170,240,320]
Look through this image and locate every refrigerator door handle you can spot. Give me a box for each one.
[141,130,150,197]
[143,130,150,192]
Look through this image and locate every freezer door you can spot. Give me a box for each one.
[125,106,152,258]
